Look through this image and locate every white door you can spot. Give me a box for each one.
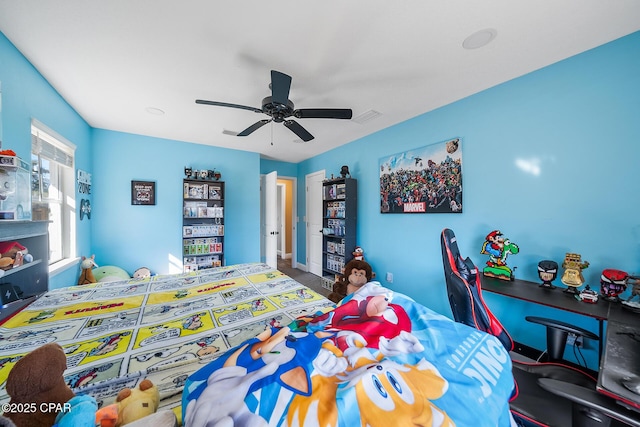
[277,183,286,258]
[261,171,278,268]
[306,170,325,276]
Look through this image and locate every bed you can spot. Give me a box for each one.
[0,263,516,426]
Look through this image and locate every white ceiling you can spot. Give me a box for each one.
[1,1,639,163]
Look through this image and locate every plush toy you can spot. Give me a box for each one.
[0,258,13,271]
[133,267,151,279]
[53,394,98,427]
[4,343,76,427]
[93,265,131,283]
[328,259,374,303]
[78,255,98,285]
[0,241,27,271]
[95,379,160,427]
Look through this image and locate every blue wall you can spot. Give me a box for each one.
[0,32,93,289]
[288,31,640,369]
[260,159,297,177]
[90,130,261,275]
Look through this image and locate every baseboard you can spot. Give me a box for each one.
[296,262,308,272]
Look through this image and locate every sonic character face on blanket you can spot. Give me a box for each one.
[183,282,517,427]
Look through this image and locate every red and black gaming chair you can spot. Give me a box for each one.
[441,228,640,427]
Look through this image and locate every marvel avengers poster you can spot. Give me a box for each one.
[380,137,462,214]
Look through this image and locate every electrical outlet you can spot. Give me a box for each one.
[567,333,583,347]
[386,272,393,283]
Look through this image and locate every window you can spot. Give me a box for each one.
[31,121,76,266]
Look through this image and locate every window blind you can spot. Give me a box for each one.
[31,128,74,168]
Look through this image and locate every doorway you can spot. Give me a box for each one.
[260,173,297,269]
[276,178,296,267]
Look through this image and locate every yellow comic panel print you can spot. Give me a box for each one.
[4,296,145,327]
[0,351,29,391]
[246,270,287,284]
[269,288,326,308]
[134,311,215,349]
[63,330,134,367]
[146,277,249,305]
[212,297,279,326]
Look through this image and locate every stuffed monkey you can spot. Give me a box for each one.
[328,259,373,303]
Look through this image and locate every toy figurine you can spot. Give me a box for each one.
[626,276,640,302]
[352,246,364,261]
[480,230,519,281]
[600,269,628,302]
[561,253,589,294]
[578,285,599,303]
[537,260,558,289]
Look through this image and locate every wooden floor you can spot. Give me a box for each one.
[277,257,331,298]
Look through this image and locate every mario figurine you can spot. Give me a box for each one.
[480,230,519,281]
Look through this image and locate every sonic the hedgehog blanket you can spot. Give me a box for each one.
[182,282,516,427]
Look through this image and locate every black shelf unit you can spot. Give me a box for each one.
[182,179,225,272]
[321,177,357,288]
[0,221,49,323]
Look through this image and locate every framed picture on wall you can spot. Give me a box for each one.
[131,180,156,205]
[379,137,462,214]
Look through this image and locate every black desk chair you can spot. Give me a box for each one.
[440,228,640,427]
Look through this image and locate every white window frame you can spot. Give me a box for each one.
[31,120,77,272]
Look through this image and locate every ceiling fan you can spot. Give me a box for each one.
[196,70,352,142]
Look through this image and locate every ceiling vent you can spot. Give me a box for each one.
[352,109,382,124]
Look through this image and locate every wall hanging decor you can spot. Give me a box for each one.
[131,180,156,205]
[379,137,462,213]
[77,170,92,220]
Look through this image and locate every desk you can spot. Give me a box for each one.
[481,276,640,412]
[481,276,610,357]
[598,304,640,412]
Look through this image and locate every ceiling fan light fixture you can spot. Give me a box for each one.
[197,70,351,142]
[462,28,497,50]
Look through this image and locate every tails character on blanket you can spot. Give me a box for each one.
[182,282,515,427]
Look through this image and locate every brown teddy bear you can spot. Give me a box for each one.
[4,343,75,427]
[327,259,373,303]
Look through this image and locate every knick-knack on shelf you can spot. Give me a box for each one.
[538,260,558,289]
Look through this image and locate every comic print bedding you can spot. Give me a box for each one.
[183,282,517,427]
[0,263,334,420]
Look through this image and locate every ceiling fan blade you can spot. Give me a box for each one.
[271,70,292,106]
[237,119,271,136]
[293,108,353,119]
[284,120,314,142]
[196,99,262,114]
